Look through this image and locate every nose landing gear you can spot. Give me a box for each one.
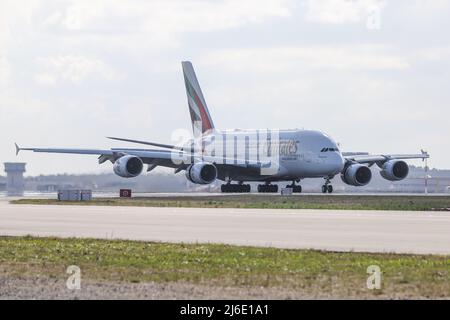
[321,178,333,194]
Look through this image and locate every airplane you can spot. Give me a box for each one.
[16,61,429,193]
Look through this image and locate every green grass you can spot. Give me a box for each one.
[11,194,450,211]
[0,236,449,298]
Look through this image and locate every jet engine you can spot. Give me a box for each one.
[185,162,217,184]
[341,163,372,186]
[113,155,143,178]
[379,160,409,181]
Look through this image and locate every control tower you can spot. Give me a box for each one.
[4,162,26,196]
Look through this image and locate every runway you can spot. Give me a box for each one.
[1,200,450,255]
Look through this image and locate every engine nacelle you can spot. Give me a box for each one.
[113,155,143,178]
[341,163,372,186]
[379,160,409,181]
[185,162,217,184]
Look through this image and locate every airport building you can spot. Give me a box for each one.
[4,162,26,196]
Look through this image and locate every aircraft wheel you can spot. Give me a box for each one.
[327,185,333,194]
[322,185,327,193]
[286,184,301,193]
[221,184,235,193]
[258,184,276,193]
[236,184,250,193]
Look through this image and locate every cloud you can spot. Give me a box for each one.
[0,15,10,53]
[35,55,120,86]
[400,0,450,21]
[305,0,386,24]
[414,46,450,61]
[0,0,294,61]
[34,72,57,86]
[201,45,410,72]
[0,56,11,86]
[32,0,292,49]
[1,0,449,173]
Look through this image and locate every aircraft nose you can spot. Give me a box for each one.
[333,152,345,174]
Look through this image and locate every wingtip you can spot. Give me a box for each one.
[420,149,430,160]
[15,143,20,156]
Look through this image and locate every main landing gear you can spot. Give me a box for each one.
[285,181,302,193]
[221,182,251,193]
[257,183,278,193]
[321,178,333,194]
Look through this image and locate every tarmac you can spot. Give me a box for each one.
[1,200,450,255]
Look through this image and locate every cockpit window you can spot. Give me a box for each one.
[321,147,339,152]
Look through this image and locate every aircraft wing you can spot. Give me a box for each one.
[341,152,369,157]
[16,146,116,156]
[15,144,269,170]
[106,136,183,150]
[344,150,429,165]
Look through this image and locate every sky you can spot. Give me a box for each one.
[1,0,449,175]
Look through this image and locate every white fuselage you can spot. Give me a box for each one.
[198,129,345,182]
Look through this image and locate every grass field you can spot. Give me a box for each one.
[11,194,450,211]
[0,236,449,299]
